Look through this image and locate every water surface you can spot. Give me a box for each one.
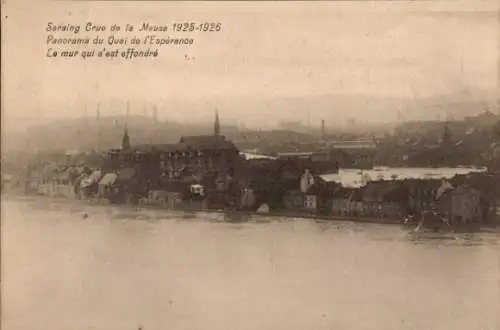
[2,197,499,330]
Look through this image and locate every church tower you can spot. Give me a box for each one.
[122,125,130,150]
[214,109,220,136]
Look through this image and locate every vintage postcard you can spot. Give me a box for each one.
[1,0,499,329]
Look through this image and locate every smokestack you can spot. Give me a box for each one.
[214,109,220,136]
[321,119,325,140]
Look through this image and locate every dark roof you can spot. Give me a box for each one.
[114,149,138,155]
[179,135,238,151]
[116,168,136,182]
[134,144,180,153]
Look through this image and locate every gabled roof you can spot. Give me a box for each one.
[98,173,118,186]
[80,170,102,188]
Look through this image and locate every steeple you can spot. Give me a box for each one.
[122,125,130,150]
[214,109,220,136]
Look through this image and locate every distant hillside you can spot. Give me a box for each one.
[136,89,499,128]
[4,116,233,153]
[394,111,500,140]
[4,115,311,153]
[4,107,499,156]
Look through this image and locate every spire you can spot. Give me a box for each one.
[214,109,220,136]
[122,125,130,150]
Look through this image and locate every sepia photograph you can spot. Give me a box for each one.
[1,0,499,329]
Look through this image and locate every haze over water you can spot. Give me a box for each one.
[2,197,499,330]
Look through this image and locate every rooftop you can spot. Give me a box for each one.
[328,140,377,149]
[319,166,487,188]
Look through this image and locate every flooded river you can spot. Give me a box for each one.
[2,196,499,330]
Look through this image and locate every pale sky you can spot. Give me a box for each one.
[2,0,499,127]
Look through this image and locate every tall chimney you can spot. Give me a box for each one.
[214,109,220,136]
[321,119,325,140]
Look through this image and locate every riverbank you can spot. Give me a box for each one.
[5,191,499,233]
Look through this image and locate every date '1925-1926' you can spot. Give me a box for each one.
[172,22,222,32]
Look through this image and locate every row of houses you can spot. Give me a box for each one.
[285,167,498,228]
[24,155,498,228]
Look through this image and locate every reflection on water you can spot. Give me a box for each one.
[2,196,499,330]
